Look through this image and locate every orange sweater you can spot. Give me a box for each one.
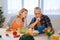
[12,19,23,30]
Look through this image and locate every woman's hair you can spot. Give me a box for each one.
[18,8,28,17]
[19,8,28,15]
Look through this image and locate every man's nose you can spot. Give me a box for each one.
[36,14,38,16]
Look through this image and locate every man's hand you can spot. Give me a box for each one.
[29,18,41,29]
[36,18,41,23]
[36,18,41,21]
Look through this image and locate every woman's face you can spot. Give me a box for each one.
[21,11,28,19]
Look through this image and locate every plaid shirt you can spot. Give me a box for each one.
[30,15,53,30]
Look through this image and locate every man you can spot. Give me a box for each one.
[29,7,54,34]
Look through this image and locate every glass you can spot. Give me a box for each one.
[52,35,59,40]
[44,0,60,15]
[24,0,38,15]
[7,0,22,14]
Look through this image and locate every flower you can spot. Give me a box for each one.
[46,28,54,38]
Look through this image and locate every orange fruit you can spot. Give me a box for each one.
[26,30,33,35]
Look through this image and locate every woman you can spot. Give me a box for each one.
[12,8,28,30]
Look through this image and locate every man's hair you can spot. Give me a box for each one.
[34,7,41,10]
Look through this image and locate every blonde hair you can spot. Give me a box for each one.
[18,8,28,17]
[19,8,28,15]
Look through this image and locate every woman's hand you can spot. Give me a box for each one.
[23,19,27,27]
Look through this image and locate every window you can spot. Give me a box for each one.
[24,0,38,15]
[43,0,60,15]
[7,0,38,15]
[6,0,60,15]
[7,0,22,14]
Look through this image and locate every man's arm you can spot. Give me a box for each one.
[43,16,54,32]
[29,18,41,28]
[45,16,52,30]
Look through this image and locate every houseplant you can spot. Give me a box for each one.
[0,7,5,28]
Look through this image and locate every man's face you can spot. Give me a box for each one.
[34,9,42,18]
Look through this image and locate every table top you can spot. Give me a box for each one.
[2,34,48,40]
[0,28,59,40]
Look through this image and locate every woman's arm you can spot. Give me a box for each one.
[23,19,27,28]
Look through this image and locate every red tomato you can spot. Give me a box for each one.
[13,31,17,36]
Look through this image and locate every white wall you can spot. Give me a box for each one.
[48,15,60,32]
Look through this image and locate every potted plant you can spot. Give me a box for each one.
[0,7,5,28]
[44,28,54,40]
